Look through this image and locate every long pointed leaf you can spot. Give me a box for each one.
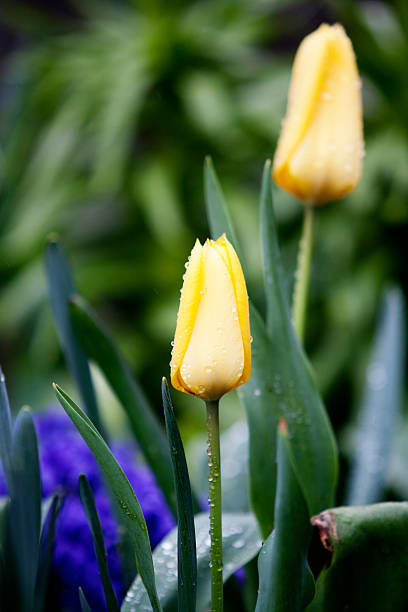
[256,161,338,516]
[204,156,241,258]
[79,474,120,612]
[122,513,262,612]
[79,588,92,612]
[346,288,405,504]
[205,160,338,530]
[69,295,177,517]
[45,240,104,437]
[162,379,196,612]
[54,384,162,612]
[237,310,278,538]
[34,493,63,612]
[203,159,277,536]
[10,409,42,612]
[256,420,314,611]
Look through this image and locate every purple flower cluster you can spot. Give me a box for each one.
[0,409,175,611]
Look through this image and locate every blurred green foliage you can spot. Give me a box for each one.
[0,0,407,471]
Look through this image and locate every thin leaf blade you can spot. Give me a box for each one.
[204,156,241,257]
[162,379,196,612]
[79,587,92,612]
[255,420,314,612]
[0,368,13,486]
[69,295,178,517]
[257,160,338,517]
[10,409,42,611]
[54,384,162,612]
[45,240,104,436]
[79,474,120,612]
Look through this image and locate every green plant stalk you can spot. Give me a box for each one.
[206,400,223,612]
[292,205,315,343]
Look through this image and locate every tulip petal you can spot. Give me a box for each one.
[179,241,245,401]
[170,240,204,393]
[213,235,251,387]
[273,24,363,204]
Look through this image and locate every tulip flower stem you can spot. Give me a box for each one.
[206,399,223,612]
[292,205,315,343]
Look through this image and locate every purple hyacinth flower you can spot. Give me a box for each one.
[0,409,175,611]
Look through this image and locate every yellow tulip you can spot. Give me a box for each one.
[273,23,364,205]
[170,234,251,401]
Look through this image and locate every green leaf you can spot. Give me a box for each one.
[54,384,162,612]
[219,421,250,513]
[308,503,408,612]
[34,493,63,612]
[203,158,277,536]
[204,160,337,531]
[204,156,241,258]
[69,294,178,517]
[79,587,92,612]
[346,288,405,504]
[162,379,197,612]
[237,310,278,538]
[9,409,42,612]
[79,474,120,612]
[122,512,262,612]
[45,240,104,437]
[255,420,314,612]
[256,160,338,517]
[0,368,13,486]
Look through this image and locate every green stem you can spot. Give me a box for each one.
[292,205,315,343]
[206,400,223,612]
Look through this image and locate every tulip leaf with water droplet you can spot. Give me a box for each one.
[204,158,338,532]
[54,384,162,612]
[255,420,314,612]
[203,158,277,537]
[162,379,197,612]
[122,513,262,612]
[258,160,338,517]
[237,309,279,538]
[308,503,408,612]
[346,288,405,505]
[69,294,179,518]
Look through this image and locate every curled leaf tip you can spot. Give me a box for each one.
[278,417,288,434]
[311,510,338,553]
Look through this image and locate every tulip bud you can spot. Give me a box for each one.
[170,234,251,401]
[273,23,364,205]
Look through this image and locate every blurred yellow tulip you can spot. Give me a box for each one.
[273,23,364,205]
[170,234,251,401]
